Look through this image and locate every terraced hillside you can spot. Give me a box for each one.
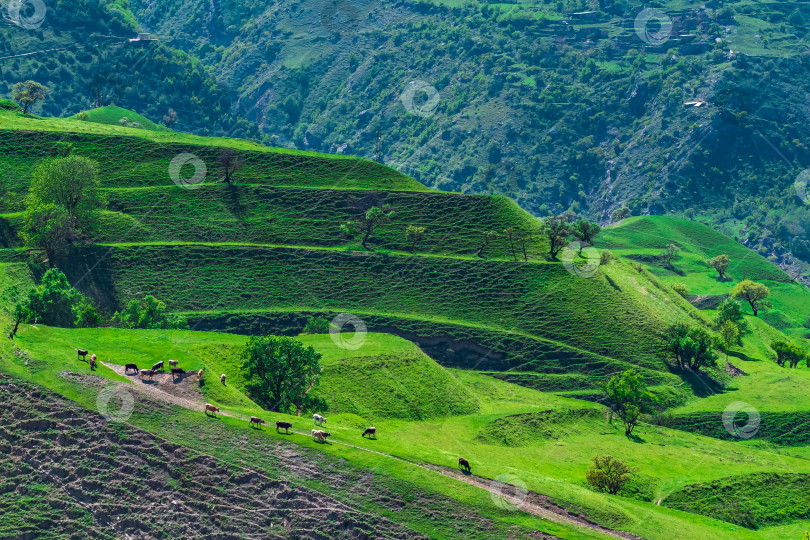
[5,108,810,539]
[0,107,699,390]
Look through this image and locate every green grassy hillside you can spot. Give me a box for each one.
[4,117,810,539]
[70,106,169,131]
[54,243,699,375]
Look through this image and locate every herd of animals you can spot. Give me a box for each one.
[75,348,473,472]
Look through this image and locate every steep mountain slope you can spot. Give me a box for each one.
[5,0,810,278]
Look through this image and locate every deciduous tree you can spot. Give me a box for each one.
[241,336,323,413]
[666,323,717,370]
[572,220,601,254]
[661,243,679,268]
[12,81,47,114]
[217,148,244,184]
[603,370,654,436]
[732,280,771,317]
[544,216,572,260]
[406,225,426,253]
[707,254,730,281]
[26,155,104,232]
[717,321,740,362]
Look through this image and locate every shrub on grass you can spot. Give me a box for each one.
[301,316,330,334]
[770,340,807,368]
[111,295,189,330]
[585,455,634,495]
[599,249,614,265]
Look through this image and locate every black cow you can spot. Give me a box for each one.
[276,421,292,434]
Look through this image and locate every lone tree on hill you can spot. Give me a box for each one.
[717,321,740,362]
[732,280,771,317]
[707,254,730,281]
[359,205,395,250]
[406,225,426,253]
[27,155,103,227]
[12,81,47,114]
[714,298,749,339]
[513,229,532,262]
[544,216,572,260]
[661,243,679,268]
[241,335,323,413]
[610,207,631,222]
[572,220,601,254]
[503,227,518,261]
[476,230,498,259]
[162,108,178,128]
[603,370,654,436]
[23,156,104,260]
[217,148,244,184]
[586,455,634,495]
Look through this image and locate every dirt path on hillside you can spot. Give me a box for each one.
[100,361,216,415]
[86,365,638,539]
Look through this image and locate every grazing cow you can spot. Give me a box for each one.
[171,368,185,379]
[249,416,265,429]
[458,457,471,473]
[362,426,376,439]
[169,359,179,368]
[220,373,226,385]
[313,413,327,426]
[312,429,331,443]
[77,349,88,361]
[205,403,220,416]
[89,354,97,371]
[197,368,204,379]
[124,363,139,374]
[151,360,164,372]
[276,421,292,434]
[139,369,155,381]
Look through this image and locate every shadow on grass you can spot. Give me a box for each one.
[727,350,760,362]
[627,433,645,444]
[667,364,725,398]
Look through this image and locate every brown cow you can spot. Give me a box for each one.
[205,404,220,417]
[312,429,331,443]
[458,457,471,473]
[139,369,155,380]
[171,368,185,379]
[169,359,179,368]
[249,416,265,429]
[89,354,97,371]
[197,368,204,379]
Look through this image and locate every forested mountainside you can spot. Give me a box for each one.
[4,0,810,280]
